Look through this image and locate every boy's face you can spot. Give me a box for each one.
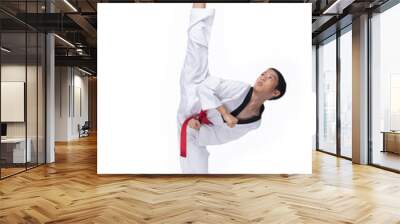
[253,68,281,100]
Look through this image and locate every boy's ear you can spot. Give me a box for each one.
[272,89,281,97]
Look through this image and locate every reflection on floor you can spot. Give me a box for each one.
[373,150,400,171]
[0,167,25,178]
[0,162,41,178]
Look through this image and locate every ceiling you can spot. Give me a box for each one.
[0,0,394,75]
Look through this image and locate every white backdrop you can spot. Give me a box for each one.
[98,3,313,174]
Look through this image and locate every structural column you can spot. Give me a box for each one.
[46,0,55,163]
[352,14,369,164]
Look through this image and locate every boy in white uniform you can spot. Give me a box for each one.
[178,3,287,174]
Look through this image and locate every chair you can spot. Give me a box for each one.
[79,121,90,138]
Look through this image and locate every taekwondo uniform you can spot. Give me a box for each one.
[177,8,265,174]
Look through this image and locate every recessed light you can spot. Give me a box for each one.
[63,0,78,12]
[322,0,355,15]
[77,67,93,76]
[54,34,75,48]
[1,47,11,53]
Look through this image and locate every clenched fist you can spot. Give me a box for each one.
[188,118,201,130]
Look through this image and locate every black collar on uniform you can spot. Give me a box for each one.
[222,87,265,125]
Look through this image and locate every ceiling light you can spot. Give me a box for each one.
[63,0,78,12]
[54,34,75,48]
[1,47,11,53]
[323,0,355,15]
[78,67,93,76]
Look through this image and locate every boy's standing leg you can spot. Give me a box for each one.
[177,4,215,173]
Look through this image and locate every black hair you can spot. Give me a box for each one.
[268,67,286,100]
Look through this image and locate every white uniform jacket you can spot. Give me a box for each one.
[177,8,265,148]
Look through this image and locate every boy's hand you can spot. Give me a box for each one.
[216,105,238,128]
[222,113,238,128]
[188,118,201,130]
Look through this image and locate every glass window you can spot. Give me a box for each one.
[0,1,46,179]
[371,3,400,171]
[1,31,28,178]
[27,30,38,169]
[318,36,337,154]
[339,28,352,158]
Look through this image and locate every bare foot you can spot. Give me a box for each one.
[193,3,206,8]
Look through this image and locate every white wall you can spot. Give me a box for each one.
[1,65,40,138]
[72,71,89,138]
[55,66,69,141]
[55,66,89,141]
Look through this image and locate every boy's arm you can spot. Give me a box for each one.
[191,104,237,129]
[217,105,239,128]
[197,77,248,128]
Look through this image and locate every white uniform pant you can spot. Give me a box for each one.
[179,128,209,173]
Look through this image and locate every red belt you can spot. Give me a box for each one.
[180,110,213,157]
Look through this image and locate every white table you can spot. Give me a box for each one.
[1,138,32,163]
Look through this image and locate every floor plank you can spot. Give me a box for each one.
[1,133,400,224]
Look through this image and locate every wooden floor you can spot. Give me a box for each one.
[1,134,400,224]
